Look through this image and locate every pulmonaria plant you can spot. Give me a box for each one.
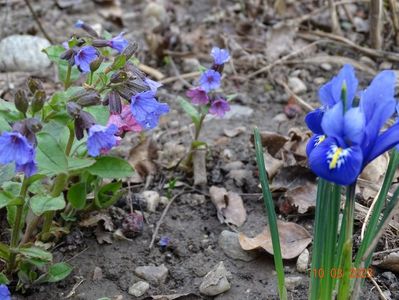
[0,20,168,292]
[181,47,231,168]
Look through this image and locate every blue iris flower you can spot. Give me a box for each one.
[130,91,169,129]
[107,32,128,53]
[211,47,230,65]
[0,284,11,300]
[87,124,118,157]
[306,64,397,185]
[199,69,221,92]
[74,46,98,73]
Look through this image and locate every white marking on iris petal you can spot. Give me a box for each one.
[314,135,326,147]
[326,144,351,169]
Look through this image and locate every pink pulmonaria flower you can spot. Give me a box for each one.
[107,105,142,135]
[186,87,209,105]
[209,99,230,117]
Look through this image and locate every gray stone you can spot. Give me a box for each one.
[285,276,303,291]
[182,58,201,72]
[288,77,307,94]
[380,61,393,70]
[223,105,254,119]
[296,249,309,273]
[0,35,51,72]
[313,77,325,85]
[320,63,332,71]
[199,262,231,296]
[218,230,258,262]
[353,16,369,33]
[222,161,244,172]
[134,264,168,285]
[128,281,150,297]
[142,191,160,212]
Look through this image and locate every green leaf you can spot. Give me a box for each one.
[67,182,87,210]
[179,97,200,127]
[95,181,122,209]
[42,120,70,149]
[0,118,11,132]
[0,164,15,186]
[18,246,52,262]
[0,242,10,261]
[0,190,14,209]
[46,262,73,283]
[36,132,68,175]
[87,156,134,178]
[85,106,110,126]
[0,99,22,123]
[68,157,96,171]
[0,273,9,284]
[30,194,66,216]
[111,54,126,70]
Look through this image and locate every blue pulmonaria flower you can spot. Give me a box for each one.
[0,132,35,165]
[130,91,169,129]
[107,32,128,53]
[199,69,221,92]
[211,47,230,65]
[75,20,84,28]
[0,284,11,300]
[144,78,163,93]
[87,124,118,157]
[306,65,398,185]
[16,159,37,178]
[74,46,98,73]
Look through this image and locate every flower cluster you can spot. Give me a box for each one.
[63,20,169,157]
[186,47,231,117]
[305,64,398,185]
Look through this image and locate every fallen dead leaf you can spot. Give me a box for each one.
[79,213,114,231]
[283,183,317,214]
[284,127,312,160]
[360,152,389,183]
[263,151,284,179]
[254,131,288,156]
[94,226,113,244]
[128,137,158,181]
[209,186,246,227]
[223,126,246,138]
[239,221,312,259]
[373,251,399,273]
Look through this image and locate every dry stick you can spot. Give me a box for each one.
[298,31,399,62]
[368,273,388,300]
[160,71,201,85]
[246,40,323,79]
[138,64,165,81]
[329,0,342,35]
[167,57,193,89]
[23,0,53,44]
[149,190,189,249]
[369,0,384,49]
[373,246,399,257]
[274,78,314,112]
[388,0,399,46]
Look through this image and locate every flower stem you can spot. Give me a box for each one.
[7,176,29,274]
[64,64,72,90]
[337,182,356,300]
[65,124,75,156]
[184,113,206,169]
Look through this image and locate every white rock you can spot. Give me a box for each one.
[285,276,303,291]
[142,191,160,212]
[296,249,309,273]
[134,264,168,285]
[218,230,258,262]
[320,63,332,71]
[0,35,51,72]
[199,262,231,296]
[313,77,325,85]
[380,61,393,70]
[288,77,307,94]
[128,281,150,297]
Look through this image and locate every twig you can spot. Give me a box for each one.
[65,278,85,299]
[369,0,384,49]
[388,0,399,46]
[274,78,314,112]
[148,190,189,249]
[373,246,399,257]
[368,272,387,300]
[168,57,193,89]
[23,0,54,44]
[245,40,322,79]
[298,31,399,62]
[160,71,201,84]
[138,64,165,80]
[328,0,342,35]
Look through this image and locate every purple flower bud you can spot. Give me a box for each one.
[27,77,43,94]
[74,111,96,140]
[121,42,138,60]
[14,89,29,114]
[87,124,118,157]
[107,32,129,53]
[67,102,82,117]
[186,87,209,105]
[74,46,99,73]
[122,212,144,238]
[209,99,230,117]
[159,236,170,248]
[76,91,101,107]
[110,71,128,84]
[108,91,122,114]
[199,69,221,92]
[90,56,104,72]
[74,20,99,38]
[0,284,11,300]
[92,39,109,48]
[31,90,46,113]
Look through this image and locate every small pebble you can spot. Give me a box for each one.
[320,63,332,71]
[296,249,309,273]
[288,77,307,94]
[128,281,150,297]
[199,262,231,296]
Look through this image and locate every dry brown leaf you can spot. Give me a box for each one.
[209,186,246,227]
[79,213,114,231]
[254,131,288,156]
[223,126,246,138]
[128,137,158,180]
[263,151,284,179]
[239,221,312,259]
[284,127,312,160]
[373,251,399,273]
[94,226,113,244]
[284,183,317,214]
[360,152,389,183]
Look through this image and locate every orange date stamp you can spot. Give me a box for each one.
[310,268,374,279]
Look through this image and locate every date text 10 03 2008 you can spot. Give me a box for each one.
[310,268,374,279]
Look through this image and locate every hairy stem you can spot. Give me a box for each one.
[184,113,206,169]
[64,64,72,90]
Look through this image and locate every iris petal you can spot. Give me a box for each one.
[321,101,344,139]
[343,107,365,145]
[366,122,399,164]
[306,134,326,157]
[305,109,324,134]
[309,137,363,185]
